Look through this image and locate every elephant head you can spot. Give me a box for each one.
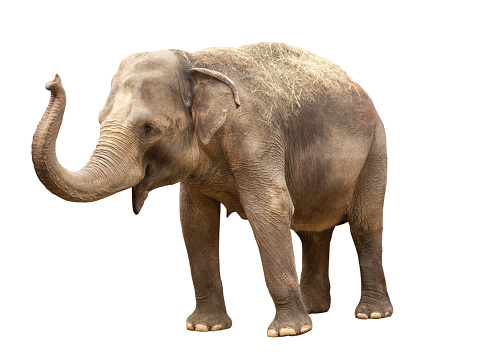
[32,51,240,214]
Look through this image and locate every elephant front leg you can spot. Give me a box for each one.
[180,183,231,332]
[238,182,312,337]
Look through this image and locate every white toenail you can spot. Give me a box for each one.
[300,325,312,334]
[267,329,278,337]
[279,327,296,336]
[195,324,209,332]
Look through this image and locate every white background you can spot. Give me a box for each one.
[1,0,478,358]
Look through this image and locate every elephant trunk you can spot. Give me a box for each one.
[32,75,143,202]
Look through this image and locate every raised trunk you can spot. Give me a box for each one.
[32,75,143,202]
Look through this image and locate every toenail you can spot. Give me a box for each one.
[357,313,368,319]
[279,327,296,336]
[211,324,223,331]
[186,322,194,330]
[267,329,278,337]
[195,324,209,332]
[370,312,381,319]
[300,325,312,334]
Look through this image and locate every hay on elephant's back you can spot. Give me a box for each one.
[193,43,360,120]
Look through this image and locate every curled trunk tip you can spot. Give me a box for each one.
[45,74,62,92]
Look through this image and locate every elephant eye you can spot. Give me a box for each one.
[143,124,152,134]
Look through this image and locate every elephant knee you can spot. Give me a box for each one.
[246,187,294,223]
[269,189,294,220]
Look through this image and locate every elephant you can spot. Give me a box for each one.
[32,42,393,337]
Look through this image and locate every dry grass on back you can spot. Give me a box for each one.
[193,43,360,121]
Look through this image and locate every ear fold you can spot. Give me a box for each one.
[190,68,240,145]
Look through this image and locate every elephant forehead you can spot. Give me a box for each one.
[141,51,177,68]
[117,50,178,77]
[105,81,183,125]
[103,91,133,123]
[114,71,180,101]
[112,51,180,98]
[112,76,183,120]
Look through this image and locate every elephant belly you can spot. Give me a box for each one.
[219,183,355,232]
[286,140,370,232]
[290,193,351,232]
[212,166,361,232]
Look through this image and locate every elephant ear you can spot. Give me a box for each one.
[189,68,240,145]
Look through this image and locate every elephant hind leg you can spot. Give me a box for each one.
[297,228,334,314]
[350,228,393,319]
[349,121,392,319]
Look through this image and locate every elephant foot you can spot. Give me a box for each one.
[355,296,393,319]
[267,309,312,337]
[301,289,331,314]
[186,309,232,332]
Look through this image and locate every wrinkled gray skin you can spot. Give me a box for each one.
[32,43,392,337]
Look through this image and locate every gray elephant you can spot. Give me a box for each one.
[32,42,392,337]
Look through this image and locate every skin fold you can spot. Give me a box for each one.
[32,42,392,337]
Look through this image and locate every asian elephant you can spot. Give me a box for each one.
[32,42,392,337]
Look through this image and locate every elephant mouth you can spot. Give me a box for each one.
[132,165,152,214]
